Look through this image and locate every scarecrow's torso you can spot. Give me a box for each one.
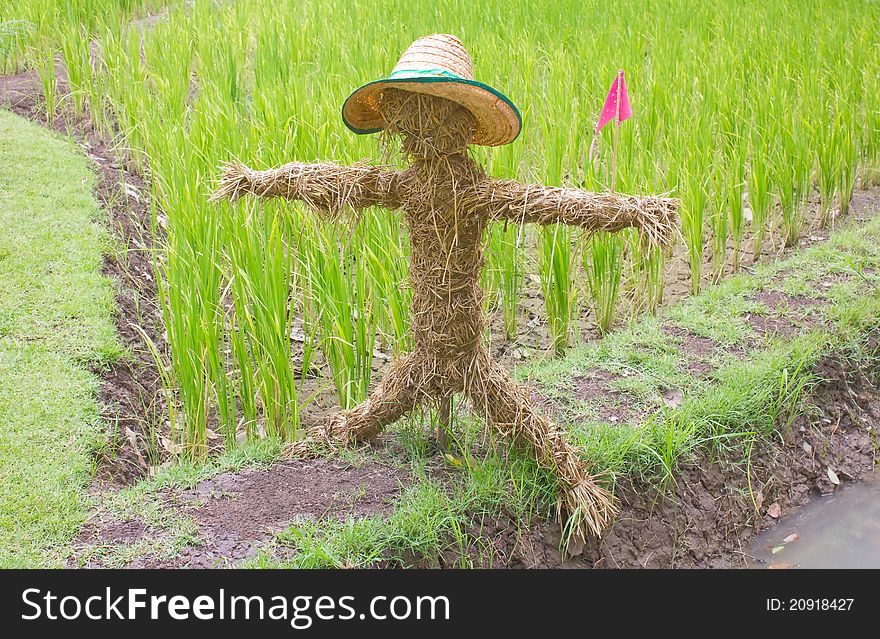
[398,156,489,372]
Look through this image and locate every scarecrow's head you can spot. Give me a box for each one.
[377,88,475,158]
[341,34,522,154]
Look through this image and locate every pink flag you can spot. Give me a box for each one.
[594,70,632,133]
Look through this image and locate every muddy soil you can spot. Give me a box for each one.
[433,345,879,568]
[128,458,407,568]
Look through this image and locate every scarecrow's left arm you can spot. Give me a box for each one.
[478,178,680,250]
[210,161,402,217]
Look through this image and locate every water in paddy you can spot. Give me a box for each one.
[750,472,880,568]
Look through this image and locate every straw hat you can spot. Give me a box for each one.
[342,34,522,147]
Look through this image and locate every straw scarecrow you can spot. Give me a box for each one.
[212,35,679,541]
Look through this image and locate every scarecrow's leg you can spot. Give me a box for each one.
[436,393,452,451]
[316,353,428,446]
[464,352,618,544]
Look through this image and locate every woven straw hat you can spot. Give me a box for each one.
[342,34,521,147]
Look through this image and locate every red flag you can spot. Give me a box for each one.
[595,70,632,133]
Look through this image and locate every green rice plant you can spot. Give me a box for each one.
[35,44,57,126]
[680,162,707,295]
[839,123,859,217]
[775,155,800,249]
[582,231,624,334]
[748,133,773,261]
[299,219,376,409]
[816,118,841,227]
[539,224,574,356]
[0,19,34,74]
[774,112,809,249]
[59,26,91,118]
[535,86,578,356]
[223,199,300,442]
[792,118,814,240]
[1,1,169,73]
[152,188,228,457]
[640,245,666,315]
[361,211,412,355]
[725,134,747,272]
[861,71,880,188]
[486,222,523,340]
[708,146,728,283]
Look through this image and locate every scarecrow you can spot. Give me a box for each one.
[212,34,679,541]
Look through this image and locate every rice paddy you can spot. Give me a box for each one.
[3,0,879,458]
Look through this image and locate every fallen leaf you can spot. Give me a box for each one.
[755,490,764,512]
[801,441,812,454]
[565,537,586,557]
[661,388,684,409]
[124,427,147,468]
[830,418,840,435]
[768,563,796,569]
[443,453,463,468]
[771,546,785,554]
[768,502,781,518]
[158,433,181,454]
[783,533,800,544]
[827,467,840,485]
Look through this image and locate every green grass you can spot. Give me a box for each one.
[0,110,123,567]
[243,450,558,569]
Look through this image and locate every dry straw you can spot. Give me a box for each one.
[214,72,678,543]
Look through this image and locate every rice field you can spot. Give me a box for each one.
[4,0,879,455]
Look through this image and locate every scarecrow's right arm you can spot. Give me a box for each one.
[210,161,402,216]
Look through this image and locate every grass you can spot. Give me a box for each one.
[0,110,123,567]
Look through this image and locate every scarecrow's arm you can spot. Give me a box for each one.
[477,179,679,250]
[210,161,402,216]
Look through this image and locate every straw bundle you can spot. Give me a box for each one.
[477,180,679,251]
[209,161,402,218]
